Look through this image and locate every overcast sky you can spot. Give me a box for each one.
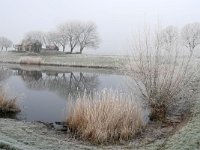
[0,0,199,55]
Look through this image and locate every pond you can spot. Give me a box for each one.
[0,64,137,126]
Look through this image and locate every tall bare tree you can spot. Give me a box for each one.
[77,22,100,54]
[65,21,80,53]
[57,24,69,52]
[181,22,200,52]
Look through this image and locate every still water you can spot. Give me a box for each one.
[0,65,133,124]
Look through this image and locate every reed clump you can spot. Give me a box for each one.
[66,90,145,144]
[0,90,20,113]
[19,56,43,65]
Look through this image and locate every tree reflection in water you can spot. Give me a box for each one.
[16,69,99,98]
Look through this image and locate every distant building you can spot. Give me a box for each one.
[14,44,24,51]
[45,45,59,51]
[16,40,42,53]
[16,40,59,53]
[24,41,42,52]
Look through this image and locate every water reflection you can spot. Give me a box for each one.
[15,69,99,98]
[18,70,42,81]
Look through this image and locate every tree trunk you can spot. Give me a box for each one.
[62,45,65,52]
[80,47,84,54]
[70,47,74,53]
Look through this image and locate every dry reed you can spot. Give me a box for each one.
[19,56,43,65]
[0,90,20,113]
[66,90,145,144]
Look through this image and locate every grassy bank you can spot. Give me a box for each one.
[161,93,200,149]
[0,51,125,69]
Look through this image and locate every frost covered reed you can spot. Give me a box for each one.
[0,89,20,113]
[66,90,145,144]
[19,56,43,65]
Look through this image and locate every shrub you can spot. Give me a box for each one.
[0,90,20,113]
[66,90,145,144]
[125,27,195,122]
[19,56,43,65]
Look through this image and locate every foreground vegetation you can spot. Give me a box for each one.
[0,92,199,149]
[66,90,145,144]
[0,89,20,114]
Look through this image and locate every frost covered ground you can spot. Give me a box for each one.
[161,94,200,150]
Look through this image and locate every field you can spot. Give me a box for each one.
[0,51,126,69]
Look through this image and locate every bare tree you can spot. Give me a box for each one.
[181,22,200,52]
[45,31,60,49]
[65,21,80,53]
[160,26,179,51]
[57,24,69,52]
[23,31,46,46]
[0,37,13,51]
[4,39,13,51]
[0,37,4,50]
[77,22,100,54]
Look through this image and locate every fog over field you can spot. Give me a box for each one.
[0,0,200,55]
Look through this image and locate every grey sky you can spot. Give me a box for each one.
[0,0,199,54]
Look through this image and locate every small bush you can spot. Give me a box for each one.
[66,90,145,144]
[19,56,43,65]
[0,90,20,113]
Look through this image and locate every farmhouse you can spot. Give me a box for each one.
[45,45,59,51]
[15,40,42,52]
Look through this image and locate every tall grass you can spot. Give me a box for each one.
[0,89,20,113]
[66,90,145,144]
[126,27,195,121]
[19,56,43,65]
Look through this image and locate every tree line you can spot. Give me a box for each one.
[159,22,200,53]
[22,21,100,54]
[0,22,200,53]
